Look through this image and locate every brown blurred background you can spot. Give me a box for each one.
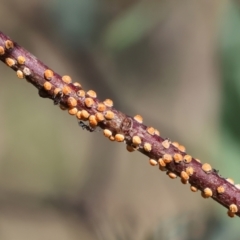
[0,0,240,239]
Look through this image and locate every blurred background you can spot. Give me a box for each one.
[0,0,239,239]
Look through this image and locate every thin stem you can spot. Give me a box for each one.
[0,30,239,218]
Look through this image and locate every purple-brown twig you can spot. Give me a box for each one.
[0,30,239,218]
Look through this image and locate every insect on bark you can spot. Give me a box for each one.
[78,121,95,132]
[53,91,63,105]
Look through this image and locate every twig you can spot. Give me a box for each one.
[0,30,239,218]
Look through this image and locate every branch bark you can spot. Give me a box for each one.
[0,30,239,218]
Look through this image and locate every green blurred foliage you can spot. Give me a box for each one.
[102,1,168,52]
[49,0,101,47]
[219,1,240,180]
[221,2,240,142]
